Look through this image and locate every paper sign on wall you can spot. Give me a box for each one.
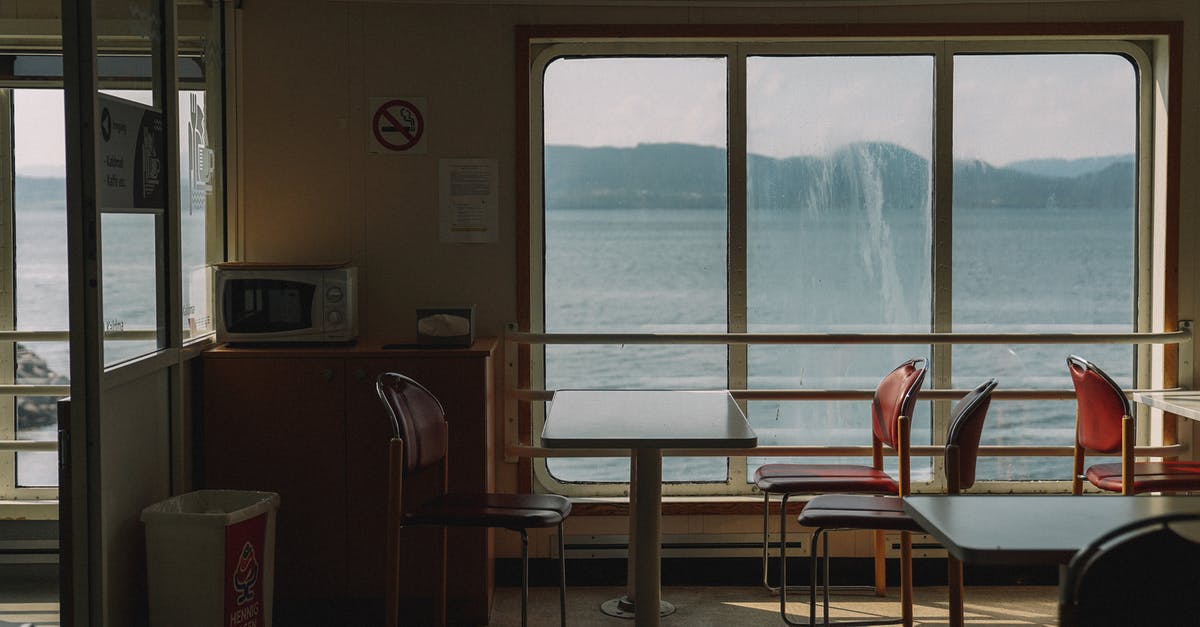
[439,158,498,243]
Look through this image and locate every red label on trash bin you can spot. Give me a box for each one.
[225,513,268,626]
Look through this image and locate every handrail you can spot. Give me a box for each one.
[0,385,71,396]
[503,325,1195,471]
[0,440,56,452]
[506,443,1185,458]
[510,387,1108,402]
[506,329,1188,346]
[0,329,159,341]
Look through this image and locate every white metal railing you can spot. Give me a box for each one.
[0,328,157,454]
[503,324,1193,463]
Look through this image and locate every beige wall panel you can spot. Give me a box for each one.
[239,3,353,265]
[99,370,170,626]
[355,4,520,343]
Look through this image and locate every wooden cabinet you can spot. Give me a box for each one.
[200,340,497,623]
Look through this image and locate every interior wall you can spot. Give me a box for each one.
[236,0,1200,559]
[236,0,1200,348]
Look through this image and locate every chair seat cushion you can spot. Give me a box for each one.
[407,493,571,530]
[1087,461,1200,493]
[797,494,923,533]
[753,463,898,494]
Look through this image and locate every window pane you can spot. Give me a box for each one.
[102,213,160,365]
[952,54,1137,481]
[542,57,728,483]
[181,90,215,340]
[745,56,934,478]
[13,89,69,488]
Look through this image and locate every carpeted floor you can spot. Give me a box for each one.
[488,585,1059,626]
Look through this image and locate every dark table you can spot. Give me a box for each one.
[902,494,1200,565]
[542,390,757,627]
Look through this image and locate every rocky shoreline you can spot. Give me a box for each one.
[16,343,69,430]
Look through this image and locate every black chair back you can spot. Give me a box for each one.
[1059,512,1200,627]
[376,372,449,474]
[945,378,997,492]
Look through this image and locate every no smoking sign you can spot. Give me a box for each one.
[369,97,427,154]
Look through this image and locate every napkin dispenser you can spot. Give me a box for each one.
[416,305,475,347]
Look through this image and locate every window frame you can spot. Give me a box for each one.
[0,40,223,503]
[523,28,1171,499]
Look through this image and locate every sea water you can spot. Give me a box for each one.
[543,205,1133,485]
[12,195,1135,488]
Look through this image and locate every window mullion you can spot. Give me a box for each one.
[728,45,748,489]
[929,44,954,491]
[0,89,15,499]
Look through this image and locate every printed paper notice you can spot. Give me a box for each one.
[439,158,498,243]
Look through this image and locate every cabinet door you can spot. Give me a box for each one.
[202,356,349,599]
[346,355,494,623]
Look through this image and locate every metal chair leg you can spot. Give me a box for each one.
[762,491,774,591]
[558,522,568,627]
[765,492,878,598]
[805,526,904,627]
[778,514,819,626]
[520,529,529,627]
[765,493,813,594]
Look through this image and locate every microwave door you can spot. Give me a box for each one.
[226,279,316,334]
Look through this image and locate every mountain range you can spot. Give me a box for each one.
[544,143,1134,211]
[16,143,1136,213]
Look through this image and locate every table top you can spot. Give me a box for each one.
[541,390,757,449]
[1132,390,1200,421]
[903,495,1200,565]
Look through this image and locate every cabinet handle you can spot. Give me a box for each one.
[353,369,367,381]
[320,368,334,382]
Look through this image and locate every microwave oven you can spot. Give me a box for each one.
[214,262,358,344]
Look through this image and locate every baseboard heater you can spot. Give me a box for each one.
[559,533,801,559]
[557,532,946,560]
[884,533,949,559]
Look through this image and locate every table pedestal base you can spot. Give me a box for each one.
[600,595,676,619]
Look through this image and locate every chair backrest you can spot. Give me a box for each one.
[871,358,928,449]
[944,378,997,492]
[1059,512,1200,627]
[376,372,449,474]
[1066,355,1129,454]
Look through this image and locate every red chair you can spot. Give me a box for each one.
[754,358,928,596]
[790,378,997,627]
[1067,355,1200,494]
[377,372,571,627]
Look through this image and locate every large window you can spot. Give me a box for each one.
[531,37,1152,496]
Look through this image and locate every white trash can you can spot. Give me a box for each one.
[141,490,280,627]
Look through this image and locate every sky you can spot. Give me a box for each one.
[14,90,66,177]
[543,53,1137,167]
[15,53,1136,175]
[14,89,155,177]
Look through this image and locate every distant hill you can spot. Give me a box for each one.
[1004,155,1133,178]
[545,143,728,210]
[544,143,1135,210]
